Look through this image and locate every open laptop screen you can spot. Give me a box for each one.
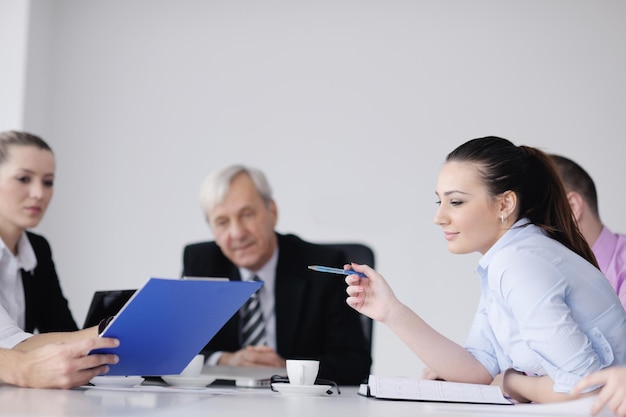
[83,289,136,329]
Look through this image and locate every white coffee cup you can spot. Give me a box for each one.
[180,354,204,377]
[286,359,319,385]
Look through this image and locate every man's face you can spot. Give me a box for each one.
[207,173,278,271]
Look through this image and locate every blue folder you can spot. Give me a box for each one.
[92,277,262,376]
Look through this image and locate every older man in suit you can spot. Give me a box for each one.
[183,165,371,385]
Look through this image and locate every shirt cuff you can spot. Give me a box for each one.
[0,331,32,349]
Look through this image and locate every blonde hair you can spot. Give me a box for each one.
[0,131,53,165]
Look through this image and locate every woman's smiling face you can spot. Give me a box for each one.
[434,161,507,255]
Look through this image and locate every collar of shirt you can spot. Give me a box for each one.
[238,246,278,291]
[0,232,37,330]
[239,248,278,294]
[0,232,38,272]
[478,218,534,272]
[592,226,617,272]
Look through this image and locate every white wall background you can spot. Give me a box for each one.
[6,0,626,377]
[0,0,29,130]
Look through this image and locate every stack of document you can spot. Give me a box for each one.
[360,375,512,405]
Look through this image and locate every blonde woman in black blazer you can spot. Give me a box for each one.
[0,131,77,334]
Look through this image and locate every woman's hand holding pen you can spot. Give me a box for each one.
[346,263,493,385]
[344,263,400,324]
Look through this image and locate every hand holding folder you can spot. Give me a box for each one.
[93,277,262,376]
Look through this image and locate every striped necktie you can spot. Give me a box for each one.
[241,276,267,346]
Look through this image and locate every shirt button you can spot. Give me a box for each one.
[595,332,601,338]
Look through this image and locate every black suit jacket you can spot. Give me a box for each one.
[183,233,372,385]
[20,232,78,333]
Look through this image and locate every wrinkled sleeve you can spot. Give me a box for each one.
[497,256,605,393]
[465,295,501,378]
[0,305,31,349]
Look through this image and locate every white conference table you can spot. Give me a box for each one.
[0,382,611,417]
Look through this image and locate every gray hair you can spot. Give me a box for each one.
[199,164,273,214]
[0,130,53,165]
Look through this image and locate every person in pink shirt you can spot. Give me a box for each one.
[551,154,626,310]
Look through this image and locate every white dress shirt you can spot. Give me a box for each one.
[0,303,32,349]
[205,248,279,366]
[0,232,37,330]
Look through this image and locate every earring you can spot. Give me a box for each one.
[500,214,505,224]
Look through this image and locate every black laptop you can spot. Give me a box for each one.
[82,289,136,329]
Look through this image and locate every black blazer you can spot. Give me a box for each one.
[183,233,372,385]
[20,232,78,333]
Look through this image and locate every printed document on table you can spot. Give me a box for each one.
[366,375,512,405]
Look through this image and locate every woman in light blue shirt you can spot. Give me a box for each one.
[344,136,626,404]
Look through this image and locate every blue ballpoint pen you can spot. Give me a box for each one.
[307,265,367,278]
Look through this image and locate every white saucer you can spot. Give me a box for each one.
[271,382,331,396]
[90,376,145,388]
[161,375,216,388]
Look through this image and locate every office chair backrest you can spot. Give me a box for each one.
[323,243,375,268]
[319,242,375,351]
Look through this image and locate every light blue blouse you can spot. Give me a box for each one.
[465,220,626,393]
